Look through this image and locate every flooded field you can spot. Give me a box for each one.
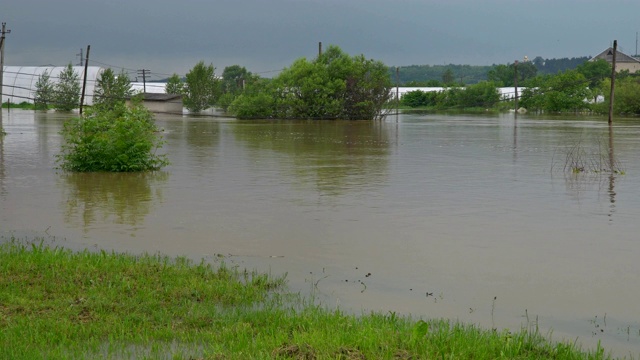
[1,109,639,357]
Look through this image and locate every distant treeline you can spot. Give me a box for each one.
[391,56,590,86]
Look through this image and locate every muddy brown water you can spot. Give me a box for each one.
[2,109,640,357]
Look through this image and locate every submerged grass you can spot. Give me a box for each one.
[0,239,616,359]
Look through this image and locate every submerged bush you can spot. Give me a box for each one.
[56,102,169,172]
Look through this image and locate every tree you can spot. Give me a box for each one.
[487,62,537,87]
[576,59,611,102]
[457,81,500,108]
[402,90,429,107]
[93,68,133,111]
[57,101,169,172]
[165,73,184,95]
[519,70,590,112]
[221,65,251,95]
[598,77,640,115]
[229,45,392,120]
[53,63,81,111]
[34,70,54,110]
[442,68,455,85]
[184,61,219,113]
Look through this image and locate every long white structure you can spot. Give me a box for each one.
[1,66,104,105]
[392,86,525,100]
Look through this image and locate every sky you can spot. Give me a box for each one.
[3,0,640,80]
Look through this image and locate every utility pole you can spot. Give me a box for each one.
[79,45,90,115]
[318,42,322,58]
[514,60,519,116]
[137,69,150,94]
[0,22,11,110]
[395,66,399,117]
[608,40,617,124]
[76,48,84,66]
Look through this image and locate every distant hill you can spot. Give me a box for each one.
[391,56,591,86]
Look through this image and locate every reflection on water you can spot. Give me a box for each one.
[557,125,622,222]
[59,172,169,231]
[2,109,640,357]
[232,120,390,196]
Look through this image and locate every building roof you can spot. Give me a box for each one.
[590,47,640,63]
[139,93,182,102]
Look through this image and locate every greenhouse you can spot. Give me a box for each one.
[1,66,104,105]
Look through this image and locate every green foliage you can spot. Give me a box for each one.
[230,45,392,120]
[184,61,219,113]
[533,56,590,75]
[57,102,169,172]
[577,59,611,89]
[441,68,455,85]
[457,81,501,108]
[392,64,491,85]
[165,73,184,95]
[53,63,81,111]
[221,65,251,94]
[597,77,640,115]
[402,90,431,107]
[401,82,499,109]
[34,70,54,110]
[93,68,133,111]
[229,92,275,118]
[487,62,537,87]
[520,70,590,112]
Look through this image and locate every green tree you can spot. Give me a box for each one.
[34,70,54,110]
[57,101,169,172]
[221,65,251,94]
[520,70,589,112]
[93,68,133,111]
[488,62,537,87]
[165,73,184,95]
[230,45,391,120]
[576,59,611,102]
[597,77,640,115]
[184,61,219,113]
[457,81,500,108]
[442,68,455,85]
[53,63,81,111]
[402,90,429,107]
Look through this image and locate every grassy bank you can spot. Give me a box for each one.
[0,239,614,359]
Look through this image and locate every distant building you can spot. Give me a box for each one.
[590,47,640,73]
[126,93,183,115]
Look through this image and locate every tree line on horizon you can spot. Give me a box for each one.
[390,56,591,87]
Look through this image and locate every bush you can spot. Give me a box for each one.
[56,102,169,172]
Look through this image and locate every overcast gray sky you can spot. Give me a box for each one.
[4,0,640,80]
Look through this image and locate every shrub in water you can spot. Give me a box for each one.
[56,101,169,172]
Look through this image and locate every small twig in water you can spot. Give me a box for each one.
[314,275,329,289]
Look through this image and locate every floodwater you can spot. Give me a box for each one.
[1,109,640,357]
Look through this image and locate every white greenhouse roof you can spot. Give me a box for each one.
[1,66,104,105]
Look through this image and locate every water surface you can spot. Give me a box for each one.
[1,109,639,357]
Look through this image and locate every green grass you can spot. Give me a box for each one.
[0,239,616,359]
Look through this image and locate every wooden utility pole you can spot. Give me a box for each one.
[396,66,399,118]
[0,22,11,109]
[318,42,322,58]
[79,45,90,115]
[77,48,84,66]
[137,69,150,94]
[513,60,519,116]
[608,40,617,124]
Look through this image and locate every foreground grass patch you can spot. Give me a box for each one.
[0,240,614,359]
